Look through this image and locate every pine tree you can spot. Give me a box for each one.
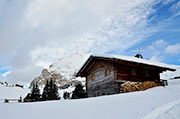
[49,79,60,100]
[42,80,50,101]
[23,93,32,102]
[31,83,41,101]
[41,78,60,101]
[23,83,41,102]
[63,92,70,100]
[72,84,86,99]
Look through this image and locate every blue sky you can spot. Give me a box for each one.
[121,0,180,65]
[0,0,180,84]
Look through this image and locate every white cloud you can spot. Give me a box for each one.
[169,0,180,18]
[5,66,43,84]
[166,44,180,54]
[0,0,174,84]
[145,39,180,62]
[21,0,162,63]
[21,0,160,54]
[2,71,11,78]
[148,39,168,51]
[145,39,168,62]
[162,0,177,5]
[150,55,165,62]
[170,0,180,12]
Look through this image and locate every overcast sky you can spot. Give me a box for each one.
[0,0,180,85]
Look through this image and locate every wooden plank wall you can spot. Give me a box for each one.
[86,60,116,97]
[114,63,160,82]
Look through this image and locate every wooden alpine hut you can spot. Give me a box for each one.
[76,54,176,97]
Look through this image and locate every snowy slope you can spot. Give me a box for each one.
[0,84,30,102]
[0,79,180,119]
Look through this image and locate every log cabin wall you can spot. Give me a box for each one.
[114,63,161,82]
[86,60,116,97]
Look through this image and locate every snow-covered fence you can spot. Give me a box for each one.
[4,97,22,103]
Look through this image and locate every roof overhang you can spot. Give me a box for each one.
[76,54,176,77]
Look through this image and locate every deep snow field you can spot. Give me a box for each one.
[0,79,180,119]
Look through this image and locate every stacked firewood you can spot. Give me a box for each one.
[138,81,160,91]
[119,81,160,93]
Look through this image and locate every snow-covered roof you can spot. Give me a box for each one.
[76,54,177,76]
[92,54,177,70]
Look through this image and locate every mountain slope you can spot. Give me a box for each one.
[31,53,90,87]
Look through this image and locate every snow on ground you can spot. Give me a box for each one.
[0,85,30,102]
[0,79,180,119]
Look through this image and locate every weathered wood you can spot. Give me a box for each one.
[117,73,129,76]
[86,60,116,97]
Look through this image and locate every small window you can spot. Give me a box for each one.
[131,68,136,76]
[92,74,95,80]
[105,69,110,76]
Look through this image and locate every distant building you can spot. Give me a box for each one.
[15,84,24,88]
[76,54,176,97]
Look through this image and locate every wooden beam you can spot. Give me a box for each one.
[115,80,127,83]
[85,60,96,74]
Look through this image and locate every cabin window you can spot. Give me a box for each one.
[92,74,95,80]
[105,69,110,76]
[131,68,136,76]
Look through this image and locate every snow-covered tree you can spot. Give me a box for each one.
[31,83,41,101]
[42,78,60,101]
[42,80,50,101]
[72,84,86,99]
[24,83,41,102]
